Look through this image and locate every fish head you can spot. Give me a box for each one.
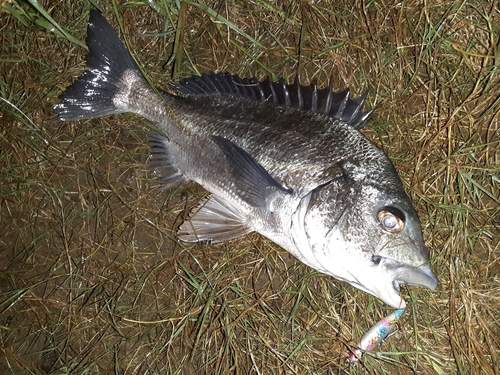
[295,161,437,309]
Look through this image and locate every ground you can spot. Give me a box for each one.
[0,1,499,374]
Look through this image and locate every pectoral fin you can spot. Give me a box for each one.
[178,195,252,243]
[179,137,292,243]
[211,135,291,209]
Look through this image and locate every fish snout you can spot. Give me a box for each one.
[392,263,438,292]
[366,256,438,308]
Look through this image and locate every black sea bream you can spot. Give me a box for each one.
[55,10,437,309]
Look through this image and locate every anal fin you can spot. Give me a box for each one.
[178,195,252,243]
[149,134,186,188]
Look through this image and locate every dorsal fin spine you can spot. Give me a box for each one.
[233,75,247,97]
[281,79,291,107]
[348,92,366,123]
[336,91,349,119]
[269,79,278,104]
[323,82,334,114]
[311,83,318,111]
[214,74,227,93]
[295,77,304,109]
[220,73,235,94]
[255,78,265,101]
[209,75,222,93]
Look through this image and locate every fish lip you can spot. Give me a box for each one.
[391,263,438,292]
[370,256,438,308]
[330,256,437,308]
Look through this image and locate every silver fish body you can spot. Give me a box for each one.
[54,10,437,308]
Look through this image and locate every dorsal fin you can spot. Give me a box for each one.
[170,72,372,129]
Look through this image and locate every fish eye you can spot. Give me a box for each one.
[377,206,405,233]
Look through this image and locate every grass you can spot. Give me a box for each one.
[1,0,499,374]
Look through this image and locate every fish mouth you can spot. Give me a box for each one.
[392,264,438,292]
[350,256,438,308]
[381,259,437,308]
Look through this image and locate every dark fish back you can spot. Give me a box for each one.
[171,73,373,129]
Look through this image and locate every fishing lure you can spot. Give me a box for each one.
[349,309,405,362]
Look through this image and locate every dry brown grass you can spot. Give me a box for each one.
[1,0,499,374]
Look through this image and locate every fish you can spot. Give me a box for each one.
[54,10,438,309]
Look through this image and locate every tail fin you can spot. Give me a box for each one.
[54,10,146,120]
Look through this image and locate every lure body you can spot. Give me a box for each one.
[349,309,405,362]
